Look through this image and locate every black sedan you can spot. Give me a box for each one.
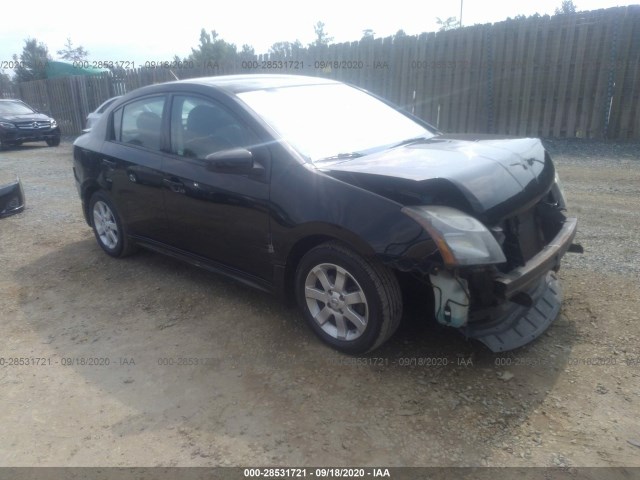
[0,99,61,149]
[73,75,579,354]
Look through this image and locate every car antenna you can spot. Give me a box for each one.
[169,70,180,80]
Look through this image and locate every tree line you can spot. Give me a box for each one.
[1,20,337,87]
[1,0,578,88]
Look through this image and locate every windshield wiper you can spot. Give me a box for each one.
[316,152,364,163]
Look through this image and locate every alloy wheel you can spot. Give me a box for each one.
[304,263,369,341]
[92,200,119,250]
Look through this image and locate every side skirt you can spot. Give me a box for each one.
[130,235,275,295]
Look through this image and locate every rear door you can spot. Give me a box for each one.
[100,95,170,240]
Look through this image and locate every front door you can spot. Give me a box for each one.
[161,94,272,281]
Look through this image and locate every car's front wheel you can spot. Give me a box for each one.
[89,191,136,258]
[295,242,403,354]
[46,136,61,147]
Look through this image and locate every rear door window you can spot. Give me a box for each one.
[113,96,166,151]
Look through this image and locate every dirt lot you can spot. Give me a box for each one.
[1,139,639,467]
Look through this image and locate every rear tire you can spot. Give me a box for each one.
[295,241,402,354]
[89,191,136,258]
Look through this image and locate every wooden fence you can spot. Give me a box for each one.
[2,5,639,138]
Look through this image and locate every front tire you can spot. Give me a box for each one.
[89,191,136,258]
[46,136,61,147]
[295,242,402,354]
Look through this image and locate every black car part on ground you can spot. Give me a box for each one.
[0,172,25,218]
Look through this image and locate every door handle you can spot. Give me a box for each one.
[163,178,186,194]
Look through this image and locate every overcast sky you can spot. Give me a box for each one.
[1,0,636,72]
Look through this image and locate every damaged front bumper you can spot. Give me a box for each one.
[493,217,577,300]
[464,271,562,352]
[430,217,578,352]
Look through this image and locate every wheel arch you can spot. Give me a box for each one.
[279,225,379,303]
[81,181,102,226]
[289,235,404,353]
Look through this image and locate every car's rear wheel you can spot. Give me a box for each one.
[46,136,60,147]
[295,242,402,354]
[89,191,136,258]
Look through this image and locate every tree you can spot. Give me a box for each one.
[555,0,577,14]
[57,38,89,62]
[0,71,14,95]
[187,29,237,67]
[310,21,333,47]
[269,40,303,56]
[436,17,459,32]
[395,29,407,38]
[508,12,542,20]
[240,44,255,55]
[239,44,255,62]
[12,38,51,82]
[361,29,375,40]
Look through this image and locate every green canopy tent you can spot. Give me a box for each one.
[45,60,109,78]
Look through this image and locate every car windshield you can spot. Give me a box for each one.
[0,101,36,115]
[238,83,434,162]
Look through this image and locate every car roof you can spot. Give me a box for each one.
[94,75,347,114]
[164,74,340,94]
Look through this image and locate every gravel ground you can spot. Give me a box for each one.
[544,139,640,278]
[0,138,639,468]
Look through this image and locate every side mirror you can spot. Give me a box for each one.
[205,148,254,174]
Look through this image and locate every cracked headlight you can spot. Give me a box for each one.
[402,205,507,267]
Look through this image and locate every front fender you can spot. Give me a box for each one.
[269,161,440,272]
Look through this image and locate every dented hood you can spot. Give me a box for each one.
[321,136,556,224]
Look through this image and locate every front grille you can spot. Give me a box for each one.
[511,208,545,263]
[16,121,51,130]
[499,200,564,271]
